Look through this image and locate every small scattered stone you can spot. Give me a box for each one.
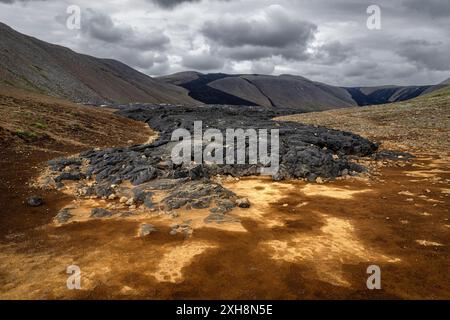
[119,196,128,203]
[144,196,155,209]
[54,208,73,223]
[90,208,113,218]
[27,196,43,207]
[139,224,156,237]
[183,228,193,238]
[236,198,250,208]
[54,172,85,183]
[77,186,93,197]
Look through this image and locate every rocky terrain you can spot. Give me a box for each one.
[0,23,196,105]
[0,85,448,299]
[0,86,154,234]
[36,102,389,227]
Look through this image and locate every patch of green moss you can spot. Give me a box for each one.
[32,122,47,129]
[14,129,39,141]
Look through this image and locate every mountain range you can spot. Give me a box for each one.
[159,72,447,111]
[1,22,448,111]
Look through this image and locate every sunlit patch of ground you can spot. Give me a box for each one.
[405,169,449,179]
[222,177,295,228]
[149,242,217,283]
[52,199,247,234]
[299,184,372,200]
[262,214,400,287]
[415,240,444,247]
[0,240,93,299]
[1,154,449,299]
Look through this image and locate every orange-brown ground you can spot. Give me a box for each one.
[0,87,448,300]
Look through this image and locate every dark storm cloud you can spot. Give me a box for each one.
[182,53,224,71]
[82,9,125,43]
[397,40,450,71]
[202,6,316,49]
[201,5,317,61]
[402,0,450,18]
[66,8,172,76]
[149,0,230,9]
[82,9,170,50]
[219,45,310,61]
[149,0,200,9]
[313,41,355,65]
[219,46,281,61]
[344,61,379,78]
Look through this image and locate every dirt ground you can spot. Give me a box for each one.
[0,87,448,300]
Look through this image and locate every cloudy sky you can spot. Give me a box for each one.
[0,0,449,86]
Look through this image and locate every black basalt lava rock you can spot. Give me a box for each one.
[113,104,378,181]
[90,208,113,218]
[44,104,385,216]
[54,208,73,223]
[27,196,44,207]
[55,172,85,183]
[372,150,415,161]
